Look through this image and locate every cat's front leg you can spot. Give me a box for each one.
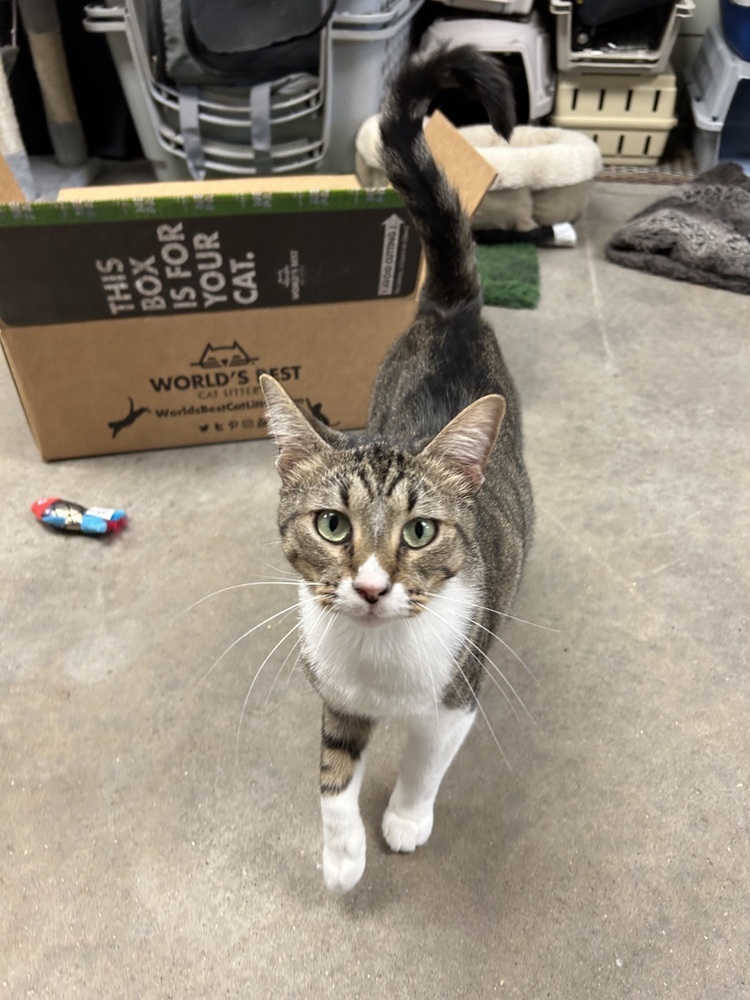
[383,705,475,853]
[319,705,374,893]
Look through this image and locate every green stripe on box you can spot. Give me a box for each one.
[0,188,405,228]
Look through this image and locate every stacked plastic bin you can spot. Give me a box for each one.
[84,0,425,179]
[433,0,536,12]
[419,4,556,126]
[550,0,694,167]
[686,6,750,173]
[320,0,426,172]
[84,2,331,179]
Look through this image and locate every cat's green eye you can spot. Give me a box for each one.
[316,510,352,544]
[402,517,438,549]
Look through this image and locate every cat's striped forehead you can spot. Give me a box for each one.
[337,447,418,540]
[338,441,468,516]
[343,446,414,504]
[291,441,465,518]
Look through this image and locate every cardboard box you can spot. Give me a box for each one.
[0,114,495,460]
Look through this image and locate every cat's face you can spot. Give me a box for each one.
[276,446,475,625]
[261,376,505,627]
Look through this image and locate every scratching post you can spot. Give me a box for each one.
[17,0,87,167]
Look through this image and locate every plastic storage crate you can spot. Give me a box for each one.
[686,24,750,173]
[550,0,694,74]
[552,69,677,165]
[320,0,425,172]
[436,0,534,14]
[336,0,417,14]
[421,14,555,120]
[85,2,332,179]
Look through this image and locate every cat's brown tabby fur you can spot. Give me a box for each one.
[260,45,534,893]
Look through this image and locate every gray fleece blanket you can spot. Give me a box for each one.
[605,162,750,295]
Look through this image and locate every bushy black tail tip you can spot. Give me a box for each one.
[385,44,516,143]
[439,44,516,142]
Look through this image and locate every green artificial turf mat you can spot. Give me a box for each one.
[476,241,540,309]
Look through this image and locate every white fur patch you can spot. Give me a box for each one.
[321,755,367,894]
[299,576,478,719]
[382,706,476,852]
[353,555,391,598]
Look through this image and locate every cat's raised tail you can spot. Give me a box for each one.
[379,45,515,312]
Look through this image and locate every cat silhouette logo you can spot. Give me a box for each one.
[108,397,151,438]
[191,341,256,370]
[307,399,339,428]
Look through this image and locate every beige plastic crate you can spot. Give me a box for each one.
[550,0,694,75]
[552,69,678,165]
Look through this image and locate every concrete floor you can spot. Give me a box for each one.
[2,182,748,999]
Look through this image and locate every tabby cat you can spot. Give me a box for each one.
[260,46,534,893]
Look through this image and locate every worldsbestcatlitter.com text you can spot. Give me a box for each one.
[153,400,264,418]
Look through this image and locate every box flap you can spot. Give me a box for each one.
[424,111,497,217]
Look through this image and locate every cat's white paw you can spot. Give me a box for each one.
[382,804,433,853]
[322,822,366,894]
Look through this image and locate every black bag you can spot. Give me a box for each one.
[144,0,333,179]
[149,0,335,86]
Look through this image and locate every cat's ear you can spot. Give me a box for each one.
[421,394,506,490]
[260,374,331,476]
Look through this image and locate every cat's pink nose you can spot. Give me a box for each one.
[355,582,391,605]
[353,556,392,605]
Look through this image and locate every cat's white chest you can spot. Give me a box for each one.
[299,577,477,718]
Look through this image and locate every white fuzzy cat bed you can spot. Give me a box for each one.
[355,116,602,232]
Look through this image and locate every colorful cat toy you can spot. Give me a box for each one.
[31,498,128,535]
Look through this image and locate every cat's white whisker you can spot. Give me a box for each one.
[424,590,558,633]
[185,580,299,613]
[263,636,302,709]
[199,602,300,685]
[423,591,541,697]
[471,651,522,722]
[423,602,532,715]
[255,555,299,578]
[460,629,535,723]
[407,617,440,722]
[423,606,522,723]
[281,604,325,692]
[449,653,511,771]
[282,646,304,690]
[236,621,301,755]
[465,617,538,685]
[468,635,534,723]
[308,605,338,663]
